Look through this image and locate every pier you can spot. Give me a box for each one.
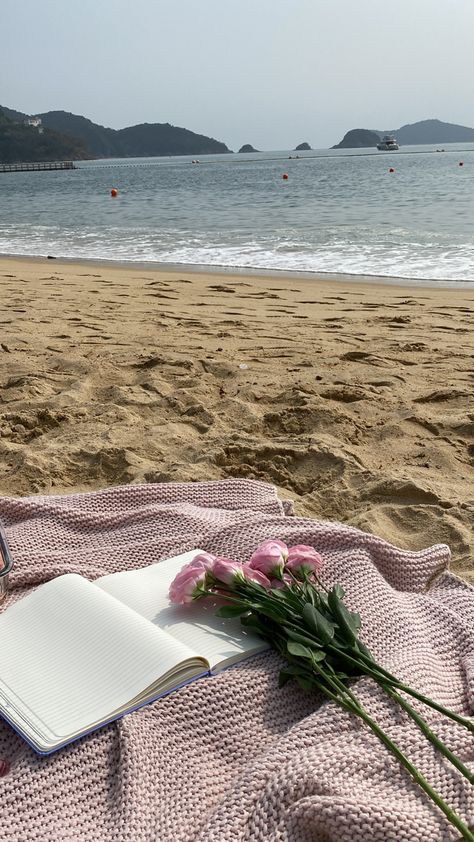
[0,161,76,174]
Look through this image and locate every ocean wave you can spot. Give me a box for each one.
[1,226,473,284]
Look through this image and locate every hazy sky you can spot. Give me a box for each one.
[2,0,474,150]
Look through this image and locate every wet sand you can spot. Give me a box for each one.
[1,256,473,581]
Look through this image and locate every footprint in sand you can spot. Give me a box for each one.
[215,442,349,496]
[207,285,236,293]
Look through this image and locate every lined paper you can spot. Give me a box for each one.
[0,574,201,742]
[97,553,268,671]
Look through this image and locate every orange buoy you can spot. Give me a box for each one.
[282,173,289,180]
[389,167,395,173]
[110,188,118,197]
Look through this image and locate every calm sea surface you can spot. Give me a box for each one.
[1,145,474,285]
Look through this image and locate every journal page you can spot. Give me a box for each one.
[97,552,268,672]
[0,573,205,748]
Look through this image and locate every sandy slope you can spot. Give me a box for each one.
[0,256,473,580]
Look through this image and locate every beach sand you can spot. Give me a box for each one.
[0,256,473,581]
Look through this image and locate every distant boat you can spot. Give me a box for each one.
[377,135,399,151]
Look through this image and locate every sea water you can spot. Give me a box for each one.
[1,145,474,285]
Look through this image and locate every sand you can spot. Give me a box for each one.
[0,256,473,581]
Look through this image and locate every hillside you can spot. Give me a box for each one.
[36,110,230,157]
[0,109,88,163]
[1,105,28,122]
[0,106,232,159]
[38,111,119,157]
[332,129,381,149]
[391,119,474,145]
[333,118,474,148]
[115,122,230,157]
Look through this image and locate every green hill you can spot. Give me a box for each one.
[38,111,119,158]
[332,129,381,149]
[115,122,230,157]
[390,119,474,145]
[0,105,232,159]
[0,105,29,123]
[37,110,231,157]
[0,109,88,163]
[333,119,474,148]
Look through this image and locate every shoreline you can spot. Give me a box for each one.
[1,255,473,582]
[1,252,473,290]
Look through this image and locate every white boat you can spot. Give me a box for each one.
[377,135,399,151]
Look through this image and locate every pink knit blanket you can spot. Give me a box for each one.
[0,479,473,841]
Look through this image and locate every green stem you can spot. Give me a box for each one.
[251,601,473,734]
[384,685,474,785]
[352,703,474,841]
[328,670,473,784]
[285,569,307,593]
[327,644,474,732]
[312,574,329,593]
[319,668,474,842]
[234,597,474,838]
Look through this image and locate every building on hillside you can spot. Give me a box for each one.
[25,116,44,134]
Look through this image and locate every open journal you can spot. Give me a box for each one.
[0,550,268,755]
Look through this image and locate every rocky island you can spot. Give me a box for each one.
[294,142,311,151]
[238,144,259,153]
[332,129,380,149]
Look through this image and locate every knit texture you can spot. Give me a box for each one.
[0,478,472,841]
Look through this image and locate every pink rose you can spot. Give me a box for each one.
[286,545,323,578]
[213,558,246,586]
[188,552,216,571]
[169,560,208,604]
[248,539,288,579]
[212,559,271,589]
[241,565,271,589]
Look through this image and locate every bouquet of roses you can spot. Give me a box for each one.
[169,539,474,840]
